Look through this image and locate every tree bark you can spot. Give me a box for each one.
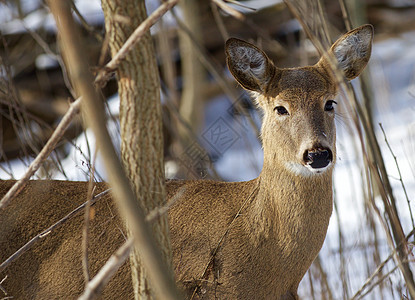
[101,1,173,299]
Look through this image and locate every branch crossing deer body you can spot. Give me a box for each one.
[0,25,373,299]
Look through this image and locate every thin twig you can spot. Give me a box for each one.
[155,18,179,106]
[0,97,94,179]
[82,178,97,285]
[95,0,179,85]
[333,189,350,298]
[210,3,229,41]
[222,0,257,11]
[145,185,185,223]
[22,22,75,97]
[78,238,134,300]
[0,189,111,273]
[0,275,8,297]
[314,256,334,300]
[161,86,223,180]
[1,38,35,161]
[351,228,415,299]
[357,266,399,299]
[307,268,316,300]
[211,0,286,58]
[171,8,261,144]
[379,123,415,229]
[351,253,395,300]
[0,97,82,210]
[70,0,103,42]
[211,0,245,21]
[338,0,352,31]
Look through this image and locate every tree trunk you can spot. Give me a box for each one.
[175,0,209,179]
[101,1,172,299]
[178,0,205,140]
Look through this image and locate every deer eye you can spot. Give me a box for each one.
[324,100,337,111]
[274,106,289,116]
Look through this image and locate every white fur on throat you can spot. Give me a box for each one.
[284,161,333,177]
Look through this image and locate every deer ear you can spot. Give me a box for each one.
[225,38,276,93]
[328,24,374,80]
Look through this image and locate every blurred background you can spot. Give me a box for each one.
[0,0,414,298]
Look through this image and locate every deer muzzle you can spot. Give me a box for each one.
[303,148,333,169]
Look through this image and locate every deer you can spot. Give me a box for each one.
[0,25,373,299]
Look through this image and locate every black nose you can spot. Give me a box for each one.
[303,148,333,169]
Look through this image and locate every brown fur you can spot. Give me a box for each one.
[0,25,373,299]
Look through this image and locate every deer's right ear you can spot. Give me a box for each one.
[225,38,276,93]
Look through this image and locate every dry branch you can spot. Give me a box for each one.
[22,24,75,97]
[351,225,415,299]
[211,0,246,20]
[82,179,97,285]
[78,238,133,300]
[0,275,8,298]
[379,123,414,228]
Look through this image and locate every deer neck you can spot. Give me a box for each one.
[247,161,333,246]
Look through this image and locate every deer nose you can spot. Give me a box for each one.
[303,148,333,169]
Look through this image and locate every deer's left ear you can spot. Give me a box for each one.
[322,24,374,80]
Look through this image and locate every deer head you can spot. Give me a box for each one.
[225,25,373,177]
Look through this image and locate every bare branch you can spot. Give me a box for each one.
[351,217,415,299]
[78,238,134,300]
[145,185,185,223]
[82,180,97,285]
[211,0,245,20]
[379,123,414,228]
[0,275,8,297]
[210,2,230,41]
